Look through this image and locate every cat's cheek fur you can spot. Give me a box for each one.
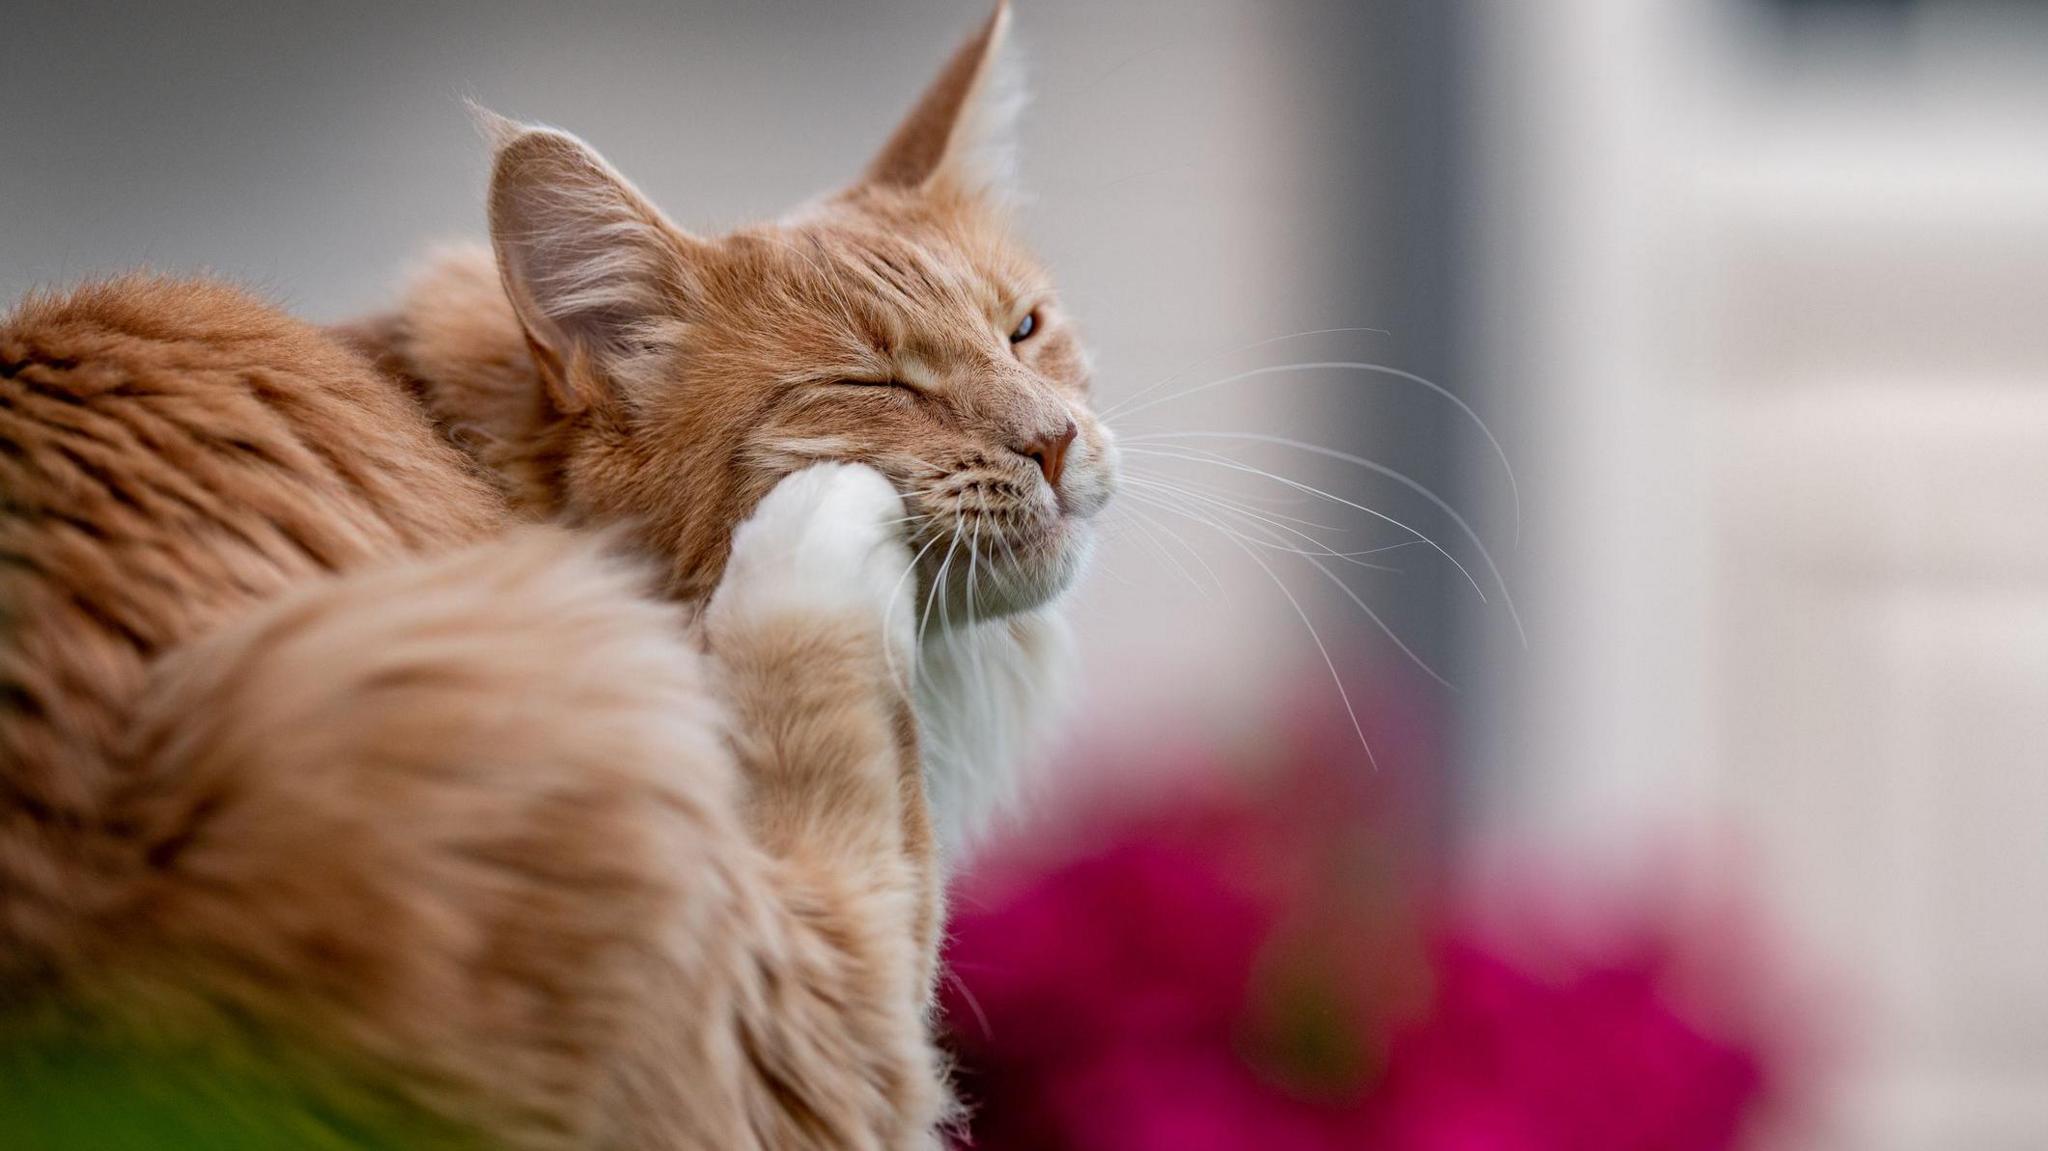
[916,608,1076,861]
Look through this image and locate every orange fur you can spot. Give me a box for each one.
[1,270,942,1148]
[3,3,1107,1146]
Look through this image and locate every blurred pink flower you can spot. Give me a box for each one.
[941,703,1797,1149]
[1367,937,1764,1150]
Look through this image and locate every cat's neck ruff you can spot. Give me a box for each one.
[914,607,1074,863]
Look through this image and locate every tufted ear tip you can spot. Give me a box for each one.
[858,0,1025,200]
[464,100,525,153]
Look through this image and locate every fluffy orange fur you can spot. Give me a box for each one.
[2,3,1110,1146]
[1,280,944,1150]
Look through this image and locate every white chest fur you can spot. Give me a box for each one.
[914,609,1074,863]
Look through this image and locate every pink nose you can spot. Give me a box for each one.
[1014,419,1078,489]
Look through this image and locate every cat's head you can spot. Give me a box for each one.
[482,1,1114,620]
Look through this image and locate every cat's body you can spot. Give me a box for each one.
[0,276,943,1150]
[0,4,1116,1147]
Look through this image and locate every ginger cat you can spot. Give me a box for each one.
[0,3,1115,1148]
[347,2,1115,858]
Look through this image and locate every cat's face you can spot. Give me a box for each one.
[486,2,1114,620]
[666,188,1116,619]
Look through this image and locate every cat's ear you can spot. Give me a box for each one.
[859,0,1023,201]
[479,107,700,413]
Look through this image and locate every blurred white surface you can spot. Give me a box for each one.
[1467,1,2048,1145]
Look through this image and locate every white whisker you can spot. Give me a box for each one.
[1106,360,1521,546]
[1121,444,1494,613]
[1117,499,1219,595]
[1200,519,1376,765]
[1128,433,1527,648]
[918,524,964,655]
[1121,476,1404,570]
[1121,488,1455,689]
[883,530,947,688]
[1098,328,1393,424]
[1121,465,1347,530]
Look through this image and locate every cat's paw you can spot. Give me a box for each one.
[707,462,916,662]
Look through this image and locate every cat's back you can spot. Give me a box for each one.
[0,274,504,821]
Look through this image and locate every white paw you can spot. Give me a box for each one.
[708,463,916,661]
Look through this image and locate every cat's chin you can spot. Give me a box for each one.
[994,526,1092,615]
[918,519,1093,625]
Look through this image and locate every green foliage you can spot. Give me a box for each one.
[0,1027,457,1151]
